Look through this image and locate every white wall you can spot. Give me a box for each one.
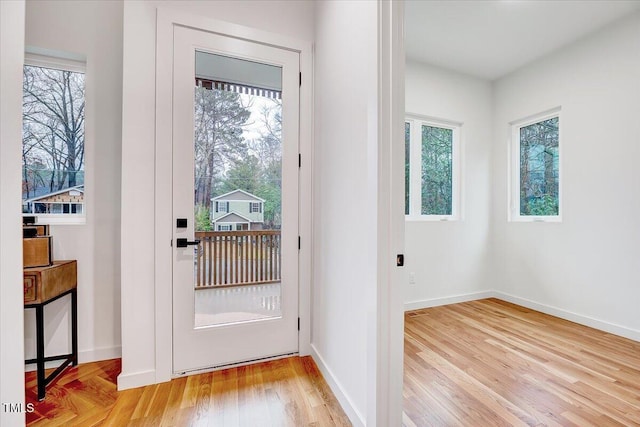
[23,0,123,366]
[120,0,314,389]
[312,2,379,425]
[1,1,27,424]
[492,13,640,339]
[404,61,494,309]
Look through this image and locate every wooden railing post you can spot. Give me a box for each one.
[194,230,281,289]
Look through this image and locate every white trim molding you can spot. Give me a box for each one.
[376,0,406,425]
[117,369,157,391]
[495,292,640,343]
[153,7,313,386]
[405,291,640,343]
[310,345,365,427]
[405,291,497,311]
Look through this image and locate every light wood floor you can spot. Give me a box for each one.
[26,298,640,426]
[403,298,640,427]
[25,356,351,426]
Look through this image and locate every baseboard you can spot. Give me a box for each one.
[405,291,639,343]
[117,369,157,391]
[404,291,497,311]
[25,345,122,372]
[79,345,122,363]
[309,344,365,427]
[494,291,640,343]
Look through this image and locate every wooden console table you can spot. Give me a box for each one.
[24,260,78,400]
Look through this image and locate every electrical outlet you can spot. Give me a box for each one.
[408,272,416,284]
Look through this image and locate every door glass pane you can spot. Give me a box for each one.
[193,51,283,328]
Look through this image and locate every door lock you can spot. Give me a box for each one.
[176,238,200,248]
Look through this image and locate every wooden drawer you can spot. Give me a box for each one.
[23,260,77,305]
[23,224,49,236]
[23,236,52,268]
[24,276,37,302]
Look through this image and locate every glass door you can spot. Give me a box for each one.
[172,26,299,374]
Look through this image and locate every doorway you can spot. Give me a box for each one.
[171,25,300,374]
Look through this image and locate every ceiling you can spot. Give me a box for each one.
[405,0,640,80]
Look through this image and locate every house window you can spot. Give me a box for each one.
[217,224,232,231]
[216,201,229,213]
[22,53,86,224]
[405,116,461,220]
[405,122,410,215]
[250,202,262,213]
[510,109,560,221]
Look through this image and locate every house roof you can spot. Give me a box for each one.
[211,189,265,202]
[25,185,85,203]
[214,212,253,223]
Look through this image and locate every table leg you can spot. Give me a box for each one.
[71,289,78,366]
[35,305,45,400]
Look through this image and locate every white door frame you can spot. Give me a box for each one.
[154,8,313,383]
[171,27,300,373]
[374,1,405,426]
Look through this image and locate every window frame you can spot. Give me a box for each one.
[22,52,87,225]
[249,202,262,213]
[215,201,229,213]
[508,108,562,223]
[405,114,462,222]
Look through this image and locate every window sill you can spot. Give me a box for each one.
[405,215,459,222]
[24,214,86,226]
[508,216,562,223]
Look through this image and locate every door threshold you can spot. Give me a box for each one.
[173,352,299,377]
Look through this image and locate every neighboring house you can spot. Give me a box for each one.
[211,189,264,231]
[23,185,84,214]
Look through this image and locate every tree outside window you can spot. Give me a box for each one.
[519,117,559,216]
[510,110,561,221]
[405,117,461,220]
[22,63,85,217]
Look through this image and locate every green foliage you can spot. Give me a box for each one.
[219,156,262,196]
[195,205,212,231]
[405,122,410,215]
[519,117,559,216]
[255,178,281,229]
[212,97,282,230]
[523,194,558,216]
[421,125,452,215]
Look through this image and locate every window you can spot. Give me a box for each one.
[217,224,232,231]
[250,202,262,213]
[405,122,410,215]
[216,201,229,213]
[510,109,560,221]
[405,116,461,220]
[22,54,86,224]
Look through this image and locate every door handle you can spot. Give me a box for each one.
[176,238,200,248]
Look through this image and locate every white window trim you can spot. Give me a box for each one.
[23,51,87,225]
[508,107,562,223]
[405,114,462,221]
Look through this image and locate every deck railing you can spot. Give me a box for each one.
[194,230,281,289]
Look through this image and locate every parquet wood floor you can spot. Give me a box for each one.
[403,298,640,427]
[25,356,351,426]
